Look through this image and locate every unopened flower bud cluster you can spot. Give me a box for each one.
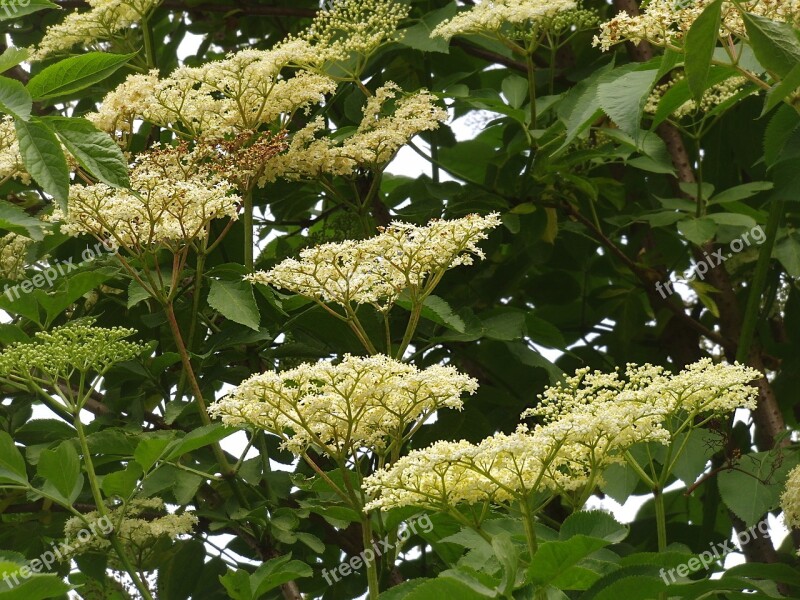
[0,319,143,381]
[63,498,197,565]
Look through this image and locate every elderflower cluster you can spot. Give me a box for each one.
[262,84,447,183]
[0,233,32,281]
[208,354,478,456]
[364,424,594,512]
[364,359,759,512]
[644,73,754,118]
[53,147,240,250]
[89,65,336,140]
[286,0,409,68]
[0,320,143,383]
[31,0,163,61]
[781,464,800,529]
[248,213,501,308]
[529,359,760,423]
[63,499,197,566]
[431,0,581,41]
[594,0,800,52]
[0,118,30,185]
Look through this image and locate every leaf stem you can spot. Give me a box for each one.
[74,412,154,600]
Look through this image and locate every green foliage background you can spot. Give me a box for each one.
[0,0,798,598]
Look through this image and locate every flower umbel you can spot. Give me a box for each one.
[53,146,241,251]
[781,464,800,529]
[208,354,478,456]
[63,498,197,570]
[0,319,143,382]
[364,359,760,513]
[248,213,501,309]
[261,83,447,183]
[31,0,163,61]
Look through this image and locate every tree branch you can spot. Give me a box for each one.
[53,1,317,18]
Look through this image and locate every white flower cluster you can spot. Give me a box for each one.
[0,319,143,381]
[644,74,754,118]
[431,0,579,40]
[63,499,197,565]
[89,64,336,140]
[31,0,163,61]
[528,359,760,423]
[0,233,32,281]
[0,117,30,186]
[364,359,760,512]
[286,0,409,67]
[594,0,800,52]
[781,464,800,529]
[261,83,447,183]
[208,354,478,456]
[248,213,501,308]
[53,147,240,250]
[87,0,410,140]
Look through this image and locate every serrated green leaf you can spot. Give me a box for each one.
[597,67,658,138]
[0,572,72,599]
[708,181,773,204]
[599,461,640,504]
[527,535,610,589]
[42,116,129,187]
[101,462,142,499]
[775,232,800,277]
[14,117,69,212]
[740,12,800,78]
[399,577,492,600]
[250,554,312,597]
[208,279,261,331]
[0,47,28,74]
[399,3,456,53]
[560,511,628,543]
[762,61,800,115]
[685,0,722,100]
[706,212,756,228]
[157,540,205,600]
[0,0,58,21]
[134,435,175,472]
[0,200,48,240]
[37,441,82,504]
[718,450,799,526]
[764,104,800,167]
[165,424,234,461]
[677,218,717,245]
[502,74,529,109]
[0,431,27,485]
[0,76,31,120]
[27,52,135,100]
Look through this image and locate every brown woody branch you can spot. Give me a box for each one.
[53,1,317,18]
